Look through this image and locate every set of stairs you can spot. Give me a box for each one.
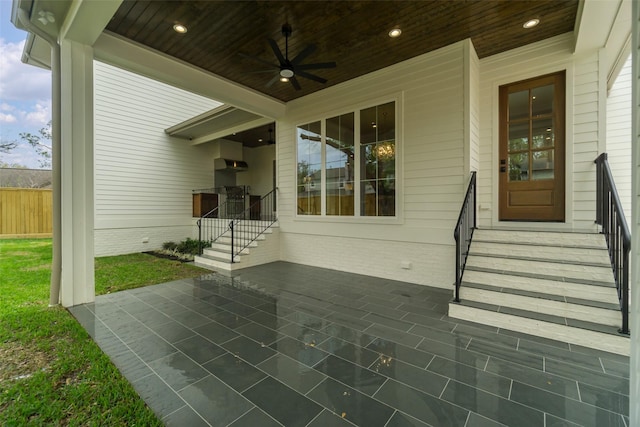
[448,229,630,356]
[194,221,279,272]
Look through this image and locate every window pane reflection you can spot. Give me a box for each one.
[297,121,321,215]
[326,113,355,216]
[509,90,529,120]
[532,150,554,180]
[532,84,554,116]
[508,121,529,151]
[360,102,396,216]
[532,118,554,149]
[508,152,529,182]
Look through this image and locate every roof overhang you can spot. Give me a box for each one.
[165,104,272,146]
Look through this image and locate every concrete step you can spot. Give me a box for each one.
[469,241,610,267]
[472,229,607,249]
[466,256,615,286]
[463,270,618,304]
[208,242,252,254]
[449,300,629,356]
[203,247,242,261]
[216,235,264,245]
[194,254,243,272]
[459,282,621,326]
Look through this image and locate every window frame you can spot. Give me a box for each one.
[294,95,402,222]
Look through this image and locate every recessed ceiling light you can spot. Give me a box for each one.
[173,23,187,34]
[280,77,289,83]
[523,19,540,29]
[388,28,402,38]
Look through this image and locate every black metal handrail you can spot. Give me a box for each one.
[197,188,277,261]
[229,188,278,262]
[595,153,630,335]
[453,171,477,303]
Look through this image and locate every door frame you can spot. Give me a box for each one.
[490,66,575,230]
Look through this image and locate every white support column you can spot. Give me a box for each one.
[59,40,95,307]
[630,0,639,424]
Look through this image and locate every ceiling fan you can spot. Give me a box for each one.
[241,23,337,90]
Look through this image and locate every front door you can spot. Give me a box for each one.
[499,72,565,221]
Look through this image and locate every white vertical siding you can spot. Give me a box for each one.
[466,40,481,174]
[276,42,468,288]
[478,34,601,230]
[94,61,221,256]
[606,55,632,217]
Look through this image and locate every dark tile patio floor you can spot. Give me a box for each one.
[69,262,630,427]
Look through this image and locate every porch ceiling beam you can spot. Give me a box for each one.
[93,32,286,120]
[58,0,123,45]
[574,0,629,54]
[189,117,274,146]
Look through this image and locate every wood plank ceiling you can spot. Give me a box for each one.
[107,0,579,103]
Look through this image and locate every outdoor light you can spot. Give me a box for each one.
[280,77,290,83]
[173,23,188,33]
[388,28,402,38]
[523,19,540,29]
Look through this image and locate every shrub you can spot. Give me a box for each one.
[162,241,178,250]
[175,238,201,255]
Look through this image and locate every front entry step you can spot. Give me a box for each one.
[448,229,630,356]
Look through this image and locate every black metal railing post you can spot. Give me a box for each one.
[453,172,477,303]
[594,153,630,335]
[230,220,235,263]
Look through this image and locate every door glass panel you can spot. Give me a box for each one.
[532,118,554,149]
[532,150,554,180]
[508,121,529,151]
[508,152,529,181]
[508,90,529,120]
[532,84,554,116]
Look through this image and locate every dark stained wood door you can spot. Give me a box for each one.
[499,72,565,221]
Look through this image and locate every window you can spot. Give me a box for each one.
[296,100,397,217]
[297,121,322,215]
[326,113,355,216]
[360,102,395,216]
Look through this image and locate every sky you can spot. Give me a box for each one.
[0,0,52,169]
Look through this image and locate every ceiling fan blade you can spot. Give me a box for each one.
[296,70,327,84]
[239,53,279,69]
[265,74,280,88]
[290,76,302,90]
[291,44,316,65]
[268,38,286,65]
[296,61,337,70]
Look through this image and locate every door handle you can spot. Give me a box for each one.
[500,159,506,173]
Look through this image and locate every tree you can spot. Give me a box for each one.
[19,121,52,168]
[0,140,17,153]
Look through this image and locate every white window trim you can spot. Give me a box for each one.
[294,94,403,223]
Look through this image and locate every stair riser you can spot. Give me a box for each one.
[473,230,607,248]
[463,271,619,304]
[470,242,609,266]
[208,243,250,254]
[467,258,615,284]
[203,249,242,261]
[448,304,629,356]
[460,288,621,326]
[216,236,263,245]
[194,257,241,272]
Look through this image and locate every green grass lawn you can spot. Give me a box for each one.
[0,239,209,425]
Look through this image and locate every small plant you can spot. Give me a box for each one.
[162,241,177,250]
[175,238,201,255]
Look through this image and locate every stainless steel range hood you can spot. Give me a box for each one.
[214,158,249,171]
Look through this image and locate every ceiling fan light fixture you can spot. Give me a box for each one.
[388,28,402,38]
[173,23,188,33]
[280,68,294,78]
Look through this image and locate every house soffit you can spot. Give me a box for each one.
[106,0,580,103]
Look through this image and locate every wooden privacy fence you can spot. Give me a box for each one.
[0,188,53,236]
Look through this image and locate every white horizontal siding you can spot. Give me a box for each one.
[94,61,221,255]
[274,42,468,288]
[478,33,602,230]
[606,55,632,218]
